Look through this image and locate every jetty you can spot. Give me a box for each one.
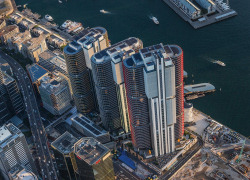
[162,0,237,29]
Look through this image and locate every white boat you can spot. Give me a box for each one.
[45,15,53,22]
[213,60,226,66]
[58,0,62,3]
[151,16,159,25]
[100,9,109,14]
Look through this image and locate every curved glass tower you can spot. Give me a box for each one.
[64,27,108,114]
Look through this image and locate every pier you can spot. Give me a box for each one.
[162,0,237,29]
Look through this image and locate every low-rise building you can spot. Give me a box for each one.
[47,34,66,48]
[172,0,201,19]
[22,35,48,62]
[71,113,110,144]
[8,30,31,53]
[9,13,23,24]
[38,72,72,115]
[18,18,36,30]
[31,26,50,37]
[195,0,216,14]
[0,25,19,45]
[0,19,6,29]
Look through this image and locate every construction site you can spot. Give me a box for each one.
[173,107,250,180]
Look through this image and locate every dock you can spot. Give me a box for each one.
[184,83,215,95]
[162,0,237,29]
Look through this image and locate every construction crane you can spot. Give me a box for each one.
[236,138,246,163]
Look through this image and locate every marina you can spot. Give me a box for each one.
[162,0,237,29]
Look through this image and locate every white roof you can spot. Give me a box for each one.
[0,126,11,143]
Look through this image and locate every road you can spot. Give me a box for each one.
[160,137,203,180]
[0,51,58,180]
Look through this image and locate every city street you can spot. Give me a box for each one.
[0,50,58,180]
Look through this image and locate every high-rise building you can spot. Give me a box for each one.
[123,44,183,152]
[0,123,37,180]
[51,132,78,180]
[163,45,184,139]
[91,37,142,132]
[71,137,115,180]
[2,71,24,114]
[123,52,151,149]
[8,164,38,180]
[0,69,10,124]
[38,72,72,115]
[142,44,176,156]
[64,27,108,114]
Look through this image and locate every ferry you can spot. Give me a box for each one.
[151,16,159,25]
[45,15,53,22]
[100,9,109,14]
[213,60,226,66]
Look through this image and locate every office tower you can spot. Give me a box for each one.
[64,27,108,114]
[71,137,115,180]
[91,37,142,132]
[164,45,184,139]
[0,124,37,180]
[38,72,72,115]
[123,44,182,152]
[123,53,151,149]
[51,132,78,180]
[2,71,24,114]
[0,69,10,124]
[143,44,176,156]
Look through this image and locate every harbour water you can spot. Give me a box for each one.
[15,0,250,137]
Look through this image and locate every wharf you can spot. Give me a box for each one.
[162,0,237,29]
[184,83,215,95]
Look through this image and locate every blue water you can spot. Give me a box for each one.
[15,0,250,137]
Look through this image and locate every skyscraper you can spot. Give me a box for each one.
[51,132,78,180]
[142,44,176,156]
[164,45,184,140]
[91,37,142,132]
[123,44,183,152]
[71,137,115,180]
[64,27,108,114]
[123,52,151,149]
[0,124,37,180]
[0,69,10,124]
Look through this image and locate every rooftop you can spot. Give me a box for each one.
[39,73,68,94]
[71,114,108,137]
[0,25,18,36]
[64,27,107,55]
[11,30,31,45]
[22,35,46,51]
[51,131,78,154]
[0,123,22,150]
[184,83,215,94]
[92,37,141,64]
[27,63,48,83]
[74,137,110,165]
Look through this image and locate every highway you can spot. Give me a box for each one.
[0,50,58,180]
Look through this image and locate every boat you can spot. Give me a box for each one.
[58,0,62,3]
[23,3,28,8]
[45,15,54,22]
[151,16,159,25]
[100,9,109,14]
[213,60,226,66]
